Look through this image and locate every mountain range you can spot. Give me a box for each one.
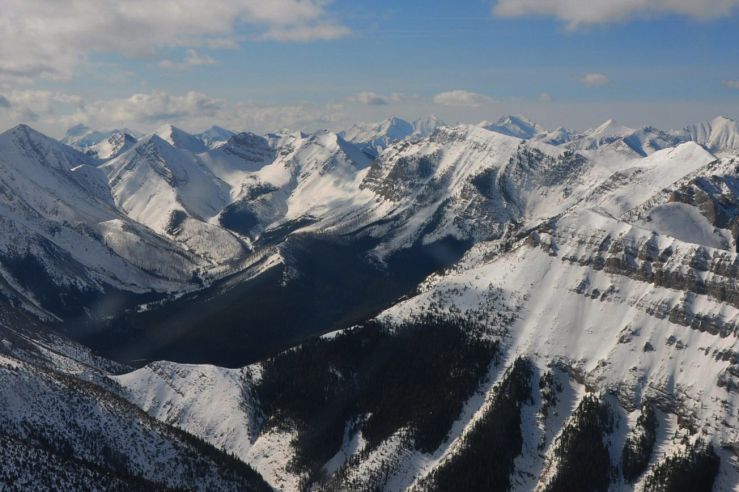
[2,113,739,490]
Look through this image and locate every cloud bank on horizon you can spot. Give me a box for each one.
[493,0,739,28]
[0,0,737,136]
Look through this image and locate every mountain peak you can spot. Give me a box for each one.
[684,115,739,152]
[3,123,60,146]
[154,124,207,153]
[711,115,737,128]
[197,125,235,149]
[590,119,633,138]
[0,123,92,170]
[412,115,445,137]
[379,116,413,133]
[481,114,545,139]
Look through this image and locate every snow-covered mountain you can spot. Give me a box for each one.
[197,125,236,149]
[475,115,739,157]
[411,114,446,137]
[105,133,739,491]
[61,123,114,150]
[339,116,445,158]
[0,124,206,319]
[685,116,739,153]
[85,130,138,159]
[480,114,546,140]
[340,116,415,158]
[154,124,209,153]
[62,124,141,159]
[3,115,739,490]
[0,302,270,490]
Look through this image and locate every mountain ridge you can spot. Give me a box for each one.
[1,114,739,490]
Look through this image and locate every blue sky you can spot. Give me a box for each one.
[1,0,738,136]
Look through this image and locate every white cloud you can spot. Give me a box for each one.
[433,90,494,107]
[580,73,610,87]
[493,0,739,28]
[349,91,415,106]
[262,23,351,42]
[538,92,554,103]
[160,50,218,71]
[76,91,225,125]
[49,90,346,135]
[0,0,349,83]
[351,91,392,106]
[2,90,84,120]
[724,80,739,89]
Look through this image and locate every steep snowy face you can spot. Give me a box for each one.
[101,135,248,266]
[562,119,688,157]
[0,126,205,316]
[61,124,113,152]
[570,119,635,150]
[197,125,236,149]
[346,125,596,255]
[340,116,415,157]
[0,124,120,228]
[85,130,138,160]
[62,124,141,159]
[154,124,208,153]
[685,116,739,153]
[199,132,276,191]
[102,135,230,233]
[218,130,373,238]
[113,361,262,466]
[480,114,546,140]
[3,124,94,172]
[534,126,573,145]
[412,115,446,138]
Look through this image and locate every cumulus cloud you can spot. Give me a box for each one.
[160,50,218,71]
[352,91,392,106]
[724,80,739,89]
[49,90,347,135]
[76,91,225,125]
[580,73,610,87]
[493,0,739,28]
[1,90,85,122]
[0,0,349,83]
[433,90,494,107]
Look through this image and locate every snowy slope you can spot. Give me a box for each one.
[684,116,739,153]
[340,117,415,157]
[0,125,202,317]
[198,131,276,192]
[102,135,230,232]
[324,125,602,258]
[216,130,373,238]
[62,124,140,159]
[101,135,247,265]
[412,115,445,138]
[46,116,739,491]
[154,124,208,153]
[480,114,546,140]
[0,313,270,491]
[197,125,236,149]
[86,130,138,159]
[114,362,261,458]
